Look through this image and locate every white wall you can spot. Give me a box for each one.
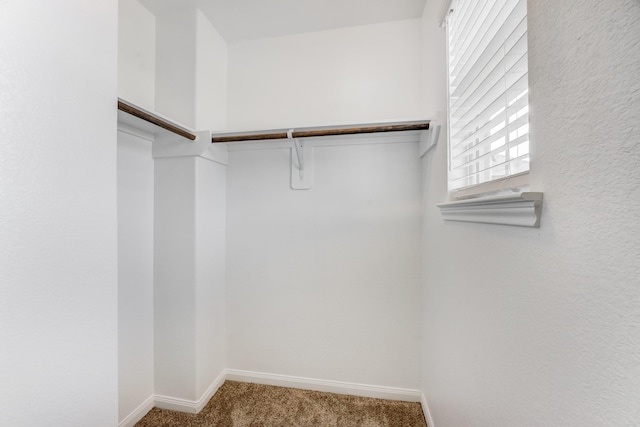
[118,0,156,109]
[419,1,447,124]
[420,1,640,426]
[117,2,156,422]
[154,6,228,131]
[154,157,198,400]
[227,19,424,131]
[195,10,228,132]
[154,153,227,404]
[224,15,427,392]
[117,130,155,423]
[155,8,197,128]
[195,158,227,398]
[0,1,119,425]
[118,2,228,409]
[226,137,423,389]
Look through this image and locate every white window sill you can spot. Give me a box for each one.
[437,192,543,227]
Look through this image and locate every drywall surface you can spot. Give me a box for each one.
[154,154,227,403]
[418,2,447,425]
[195,10,228,132]
[226,138,422,389]
[195,158,227,397]
[154,6,228,131]
[117,131,154,422]
[155,8,197,128]
[154,157,198,400]
[0,0,118,425]
[118,0,156,109]
[419,1,447,124]
[227,19,423,131]
[420,0,640,426]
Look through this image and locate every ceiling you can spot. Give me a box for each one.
[139,0,427,42]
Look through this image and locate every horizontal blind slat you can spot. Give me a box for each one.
[450,14,527,102]
[452,128,529,172]
[449,0,487,56]
[450,16,528,117]
[450,0,524,88]
[450,153,530,189]
[447,0,530,191]
[450,1,509,84]
[450,0,515,89]
[451,69,528,143]
[451,92,528,154]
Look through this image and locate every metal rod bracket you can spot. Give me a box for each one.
[288,128,312,190]
[288,129,304,178]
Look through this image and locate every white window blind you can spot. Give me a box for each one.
[447,0,530,192]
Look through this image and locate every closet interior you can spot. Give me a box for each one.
[117,1,440,425]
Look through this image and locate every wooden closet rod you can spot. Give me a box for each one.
[211,121,430,143]
[117,100,197,141]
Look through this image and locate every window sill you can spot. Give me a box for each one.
[437,192,543,227]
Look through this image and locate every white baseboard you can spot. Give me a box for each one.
[154,370,226,414]
[421,393,435,427]
[154,394,199,414]
[118,395,154,427]
[124,370,423,422]
[225,369,422,402]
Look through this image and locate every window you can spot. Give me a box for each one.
[446,0,530,196]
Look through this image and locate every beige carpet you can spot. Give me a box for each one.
[136,381,428,426]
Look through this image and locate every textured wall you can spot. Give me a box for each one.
[421,0,640,425]
[0,0,119,424]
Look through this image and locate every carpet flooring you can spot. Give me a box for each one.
[136,381,428,426]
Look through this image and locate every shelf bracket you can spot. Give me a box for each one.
[289,129,304,178]
[419,124,441,158]
[288,129,312,190]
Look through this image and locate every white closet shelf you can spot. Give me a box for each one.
[210,120,431,144]
[117,98,197,141]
